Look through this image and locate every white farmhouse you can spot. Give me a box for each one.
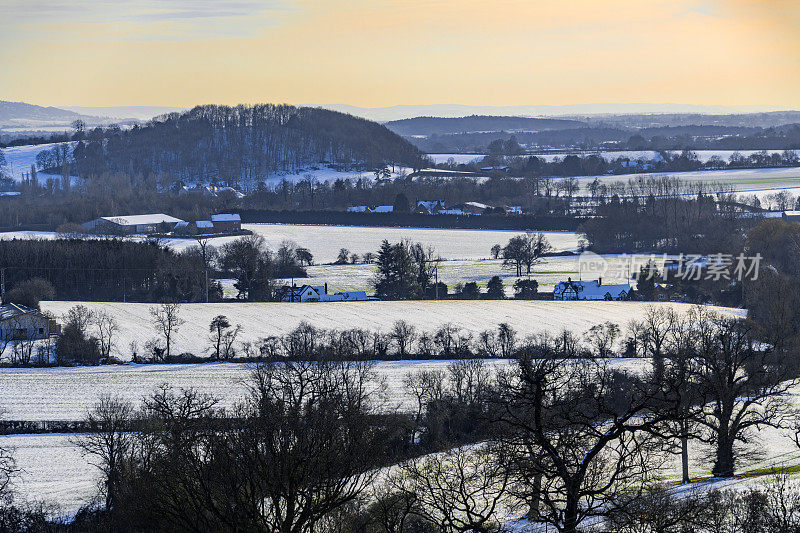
[553,278,630,301]
[277,284,369,303]
[0,303,57,341]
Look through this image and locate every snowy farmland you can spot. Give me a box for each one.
[0,359,516,422]
[0,224,582,264]
[3,359,800,521]
[242,224,581,263]
[1,142,75,181]
[571,166,800,198]
[37,300,744,363]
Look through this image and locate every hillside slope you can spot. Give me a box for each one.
[0,101,83,124]
[72,104,425,183]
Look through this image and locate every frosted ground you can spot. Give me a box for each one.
[3,357,800,521]
[37,301,743,363]
[1,142,75,181]
[242,224,581,263]
[0,224,582,263]
[572,166,800,198]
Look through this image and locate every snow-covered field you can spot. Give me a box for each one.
[572,166,800,197]
[36,301,743,363]
[0,224,582,264]
[1,142,75,181]
[0,359,516,422]
[243,224,581,263]
[3,357,799,521]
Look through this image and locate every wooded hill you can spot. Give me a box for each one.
[72,105,426,184]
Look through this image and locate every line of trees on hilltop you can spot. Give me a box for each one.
[409,122,800,153]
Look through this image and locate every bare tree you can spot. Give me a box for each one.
[497,323,516,358]
[149,303,184,359]
[391,320,417,359]
[215,361,383,532]
[94,311,119,360]
[493,356,679,533]
[689,308,795,477]
[193,235,217,270]
[404,369,446,445]
[392,444,515,532]
[585,321,620,357]
[74,395,134,511]
[0,408,18,500]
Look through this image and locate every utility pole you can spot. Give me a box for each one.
[0,267,5,303]
[205,269,209,303]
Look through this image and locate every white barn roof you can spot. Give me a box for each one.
[211,213,241,222]
[101,214,183,226]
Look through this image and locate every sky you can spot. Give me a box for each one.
[0,0,798,109]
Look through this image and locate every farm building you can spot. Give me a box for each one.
[416,200,445,214]
[0,303,58,341]
[372,206,394,213]
[347,206,370,213]
[450,201,492,215]
[83,214,184,235]
[553,278,631,301]
[211,213,241,233]
[276,284,369,303]
[173,220,215,236]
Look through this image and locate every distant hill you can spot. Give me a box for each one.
[0,100,84,124]
[384,115,587,136]
[71,104,425,182]
[58,105,186,121]
[320,103,800,122]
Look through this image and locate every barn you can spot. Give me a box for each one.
[211,214,241,233]
[83,214,184,235]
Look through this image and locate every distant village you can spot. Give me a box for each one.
[347,200,522,216]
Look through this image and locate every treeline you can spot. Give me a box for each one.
[0,235,307,303]
[408,122,800,153]
[5,305,800,532]
[440,146,800,177]
[0,171,584,229]
[67,104,424,184]
[580,176,757,254]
